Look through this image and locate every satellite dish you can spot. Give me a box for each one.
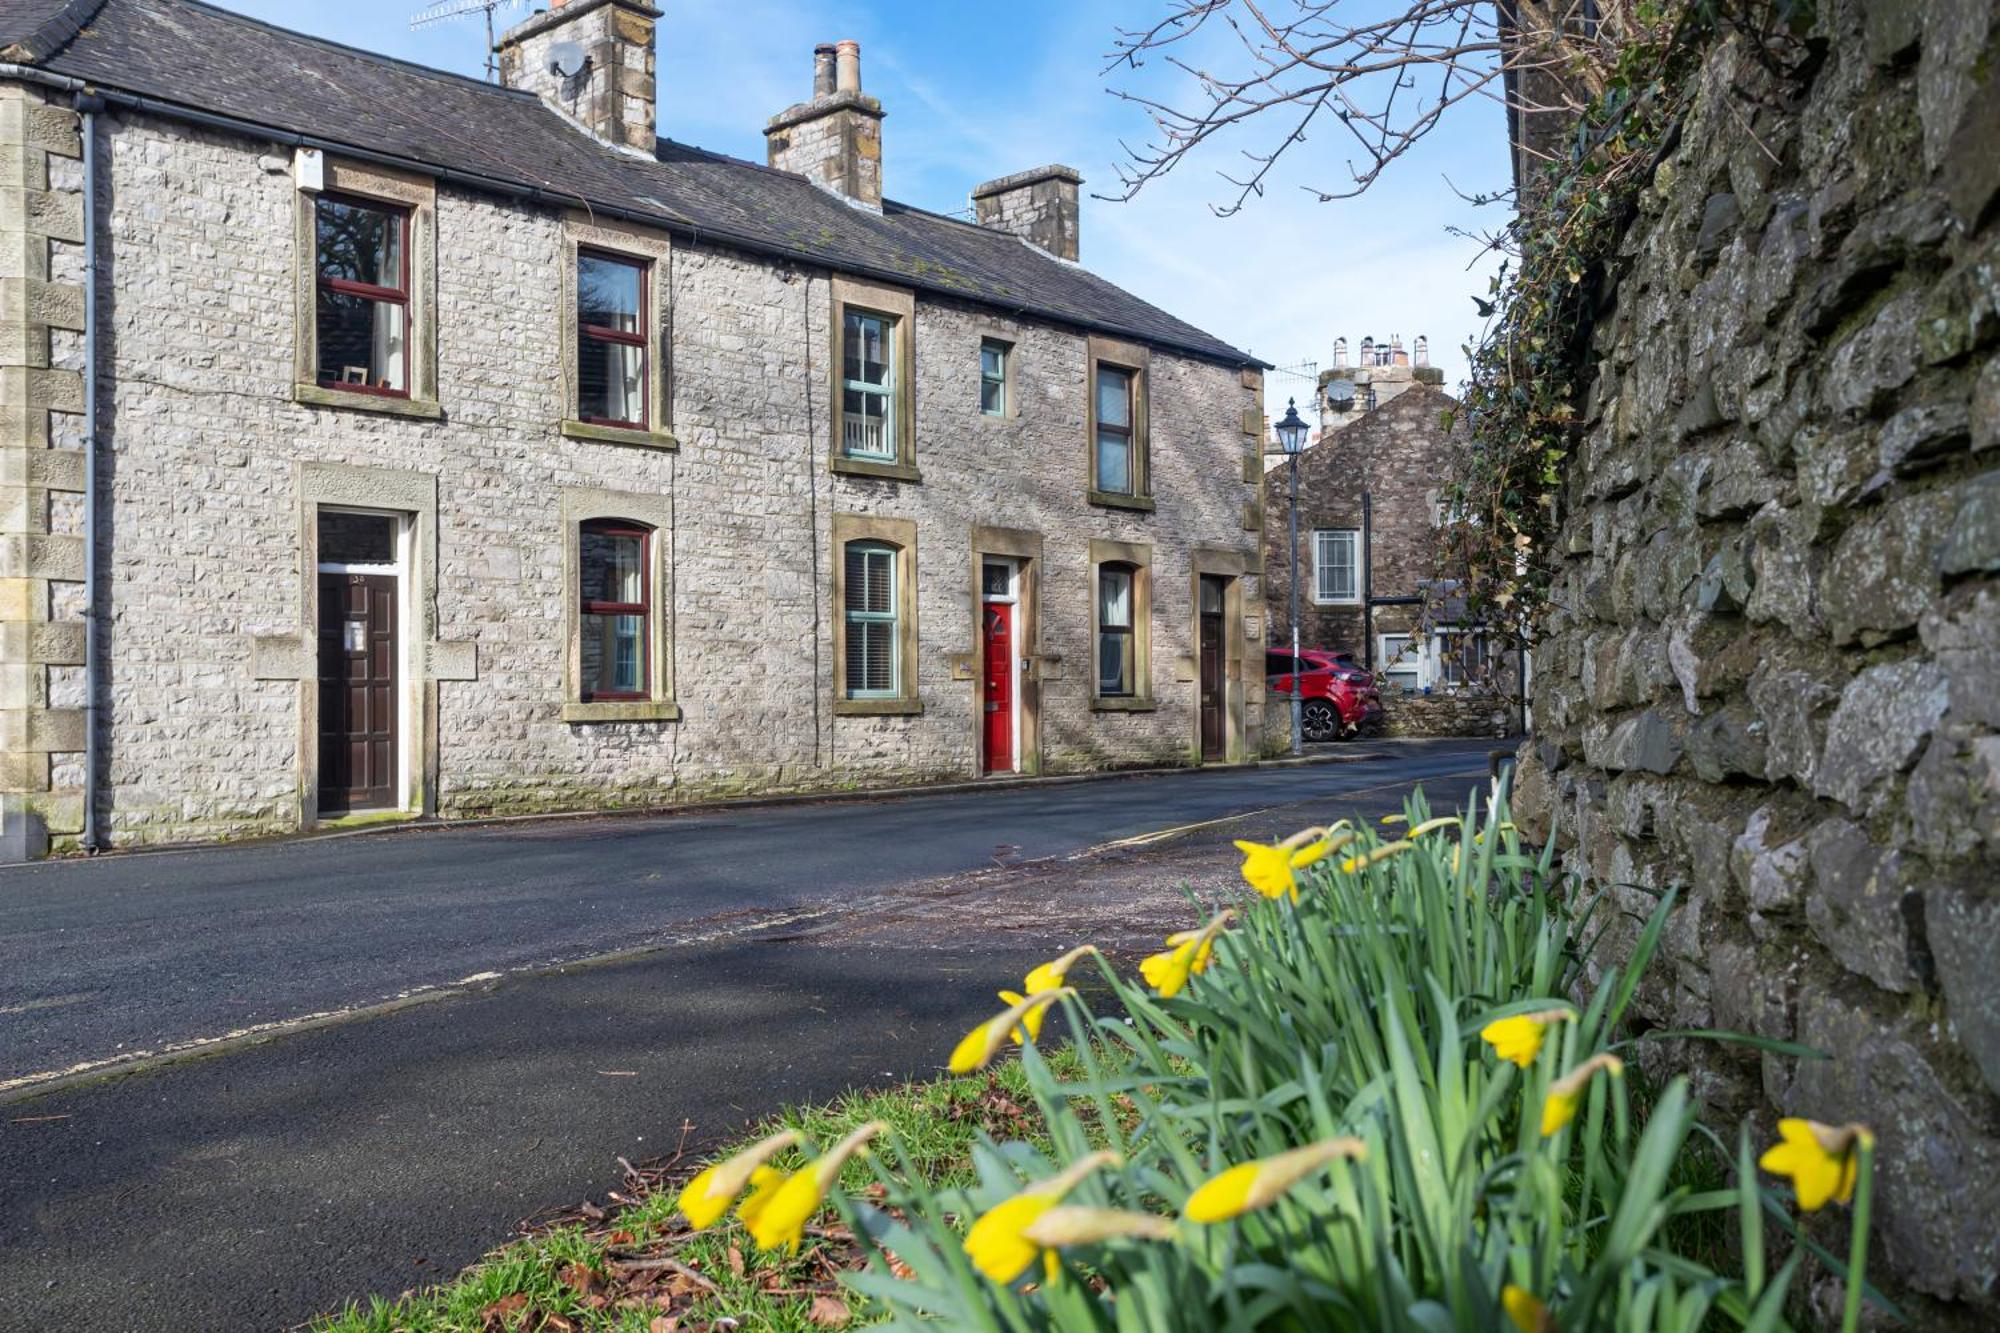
[548,40,587,79]
[1325,378,1357,410]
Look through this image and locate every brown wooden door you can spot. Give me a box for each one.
[318,573,398,813]
[1199,575,1226,762]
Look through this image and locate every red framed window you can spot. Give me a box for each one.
[577,250,649,428]
[315,194,410,397]
[578,520,651,701]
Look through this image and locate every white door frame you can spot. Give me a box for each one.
[316,505,415,813]
[981,556,1022,774]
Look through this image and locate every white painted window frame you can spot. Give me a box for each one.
[1311,528,1361,605]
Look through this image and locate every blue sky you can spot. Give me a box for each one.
[217,0,1508,393]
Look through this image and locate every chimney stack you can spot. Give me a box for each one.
[496,0,660,155]
[766,40,885,210]
[970,165,1083,263]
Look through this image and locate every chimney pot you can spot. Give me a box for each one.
[765,39,886,209]
[813,43,837,97]
[834,40,861,93]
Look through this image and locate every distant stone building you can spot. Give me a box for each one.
[0,0,1273,855]
[1264,338,1515,739]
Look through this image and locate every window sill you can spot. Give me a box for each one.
[562,699,682,724]
[834,697,924,717]
[1090,696,1157,713]
[562,419,679,450]
[831,455,923,483]
[297,382,444,420]
[1309,598,1363,608]
[1088,489,1156,513]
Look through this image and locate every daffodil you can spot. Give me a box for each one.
[1480,1008,1571,1068]
[1022,944,1100,997]
[676,1129,799,1229]
[963,1150,1120,1284]
[1540,1053,1623,1136]
[1017,1206,1176,1251]
[949,989,1071,1073]
[1182,1136,1367,1222]
[1138,910,1233,997]
[735,1164,789,1229]
[1502,1284,1551,1333]
[1760,1119,1871,1211]
[1380,813,1408,826]
[1233,827,1350,900]
[745,1121,885,1253]
[1408,816,1461,839]
[1339,839,1416,874]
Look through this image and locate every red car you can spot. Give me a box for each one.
[1266,648,1384,742]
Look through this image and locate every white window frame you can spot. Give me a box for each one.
[1434,626,1494,691]
[841,309,898,462]
[844,540,900,699]
[979,338,1008,417]
[1378,632,1425,694]
[1311,528,1361,605]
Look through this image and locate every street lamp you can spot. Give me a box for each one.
[1274,397,1310,756]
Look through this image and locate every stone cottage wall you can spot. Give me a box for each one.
[1508,2,2000,1318]
[69,107,1263,847]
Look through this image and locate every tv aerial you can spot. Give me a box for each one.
[410,0,532,81]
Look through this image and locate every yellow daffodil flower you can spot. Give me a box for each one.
[745,1121,885,1253]
[949,989,1072,1073]
[1408,816,1461,839]
[963,1150,1120,1284]
[1760,1118,1872,1211]
[735,1164,789,1229]
[1480,1008,1572,1067]
[1339,839,1416,874]
[1233,827,1350,901]
[1182,1136,1368,1222]
[1022,944,1100,997]
[1540,1053,1623,1136]
[1138,910,1234,997]
[1017,1206,1176,1250]
[1502,1284,1552,1333]
[676,1129,799,1229]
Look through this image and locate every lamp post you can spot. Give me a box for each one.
[1274,397,1310,756]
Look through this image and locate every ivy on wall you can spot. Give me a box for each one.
[1440,0,1818,634]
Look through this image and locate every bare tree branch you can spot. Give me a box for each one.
[1102,1,1633,214]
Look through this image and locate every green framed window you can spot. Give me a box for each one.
[980,339,1008,416]
[844,541,899,698]
[842,311,897,460]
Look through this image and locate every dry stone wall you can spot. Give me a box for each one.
[1509,2,2000,1318]
[68,109,1263,847]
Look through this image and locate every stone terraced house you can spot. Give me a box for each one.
[0,0,1273,855]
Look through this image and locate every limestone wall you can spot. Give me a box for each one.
[46,107,1264,847]
[1509,2,2000,1317]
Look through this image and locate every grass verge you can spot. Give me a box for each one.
[313,1051,1084,1333]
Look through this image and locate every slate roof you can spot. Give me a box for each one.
[0,0,1261,367]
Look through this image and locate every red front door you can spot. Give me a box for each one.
[983,601,1014,774]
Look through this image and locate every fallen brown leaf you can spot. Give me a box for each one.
[608,1228,635,1245]
[649,1317,680,1333]
[808,1294,852,1326]
[477,1291,528,1331]
[557,1262,602,1297]
[727,1245,745,1277]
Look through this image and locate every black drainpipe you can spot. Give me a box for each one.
[1360,490,1374,671]
[79,92,103,853]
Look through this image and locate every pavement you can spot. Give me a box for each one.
[0,738,1502,1331]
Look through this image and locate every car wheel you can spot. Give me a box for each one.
[1301,700,1339,743]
